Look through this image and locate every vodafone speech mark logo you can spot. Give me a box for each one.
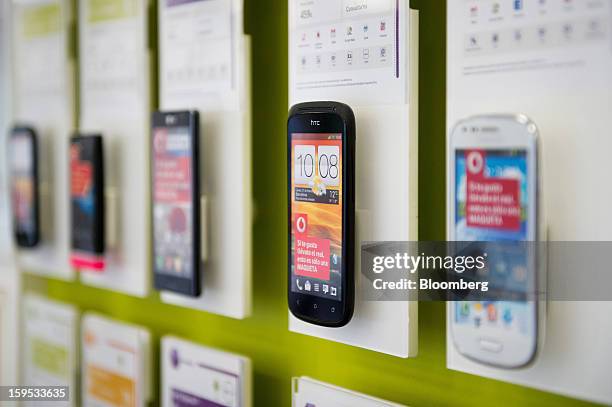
[467,150,484,176]
[295,213,308,235]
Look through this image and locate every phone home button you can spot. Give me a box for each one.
[479,338,503,353]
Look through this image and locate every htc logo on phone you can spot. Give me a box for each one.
[310,120,320,126]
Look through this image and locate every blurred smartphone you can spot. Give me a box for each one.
[70,134,105,271]
[151,111,201,297]
[9,126,40,248]
[449,114,539,368]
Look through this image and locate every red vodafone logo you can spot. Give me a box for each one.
[295,213,308,235]
[467,150,484,176]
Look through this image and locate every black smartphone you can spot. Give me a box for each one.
[151,110,201,297]
[70,134,105,271]
[287,101,356,327]
[9,126,40,248]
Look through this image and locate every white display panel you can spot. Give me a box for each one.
[0,0,13,261]
[78,0,151,296]
[292,377,404,407]
[161,336,252,407]
[446,1,612,404]
[159,0,252,319]
[11,0,74,279]
[0,268,19,387]
[81,313,151,407]
[22,294,78,407]
[288,1,419,358]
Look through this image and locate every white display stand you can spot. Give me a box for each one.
[292,377,405,407]
[0,9,18,384]
[446,1,612,404]
[0,268,19,387]
[0,0,13,261]
[81,313,152,407]
[161,336,252,407]
[11,0,75,279]
[22,294,78,407]
[158,0,252,319]
[78,0,151,297]
[288,2,419,358]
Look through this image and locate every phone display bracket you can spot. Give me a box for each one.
[158,0,252,319]
[288,8,420,358]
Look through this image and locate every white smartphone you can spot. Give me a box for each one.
[448,114,540,368]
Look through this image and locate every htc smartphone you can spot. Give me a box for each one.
[449,114,540,368]
[151,111,201,297]
[70,135,105,271]
[9,126,40,248]
[288,102,355,327]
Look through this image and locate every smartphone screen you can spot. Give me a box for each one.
[453,149,535,340]
[151,111,199,296]
[10,128,39,247]
[290,133,343,301]
[70,136,104,260]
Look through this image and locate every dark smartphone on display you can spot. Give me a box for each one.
[151,110,201,297]
[9,126,40,248]
[70,134,105,270]
[287,101,356,327]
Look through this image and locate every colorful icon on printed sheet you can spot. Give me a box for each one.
[487,303,498,322]
[514,0,523,11]
[503,308,513,325]
[309,176,327,196]
[171,348,179,368]
[460,301,470,317]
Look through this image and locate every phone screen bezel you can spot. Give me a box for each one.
[70,134,105,255]
[10,126,40,248]
[151,110,201,297]
[287,110,354,327]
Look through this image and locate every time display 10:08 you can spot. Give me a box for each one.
[294,144,340,187]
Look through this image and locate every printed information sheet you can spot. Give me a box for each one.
[23,295,77,407]
[160,0,243,110]
[162,336,250,407]
[81,0,146,111]
[292,377,404,407]
[82,315,149,407]
[289,0,408,105]
[14,1,65,115]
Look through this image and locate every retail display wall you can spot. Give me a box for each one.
[11,0,604,406]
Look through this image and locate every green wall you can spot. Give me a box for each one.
[24,1,599,406]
